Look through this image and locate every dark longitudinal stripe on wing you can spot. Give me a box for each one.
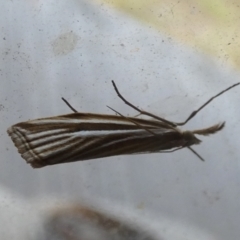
[30,130,183,167]
[64,130,184,162]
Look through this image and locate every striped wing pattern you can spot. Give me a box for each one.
[7,113,185,168]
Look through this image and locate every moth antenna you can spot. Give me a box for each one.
[192,122,225,136]
[176,82,240,126]
[61,97,78,113]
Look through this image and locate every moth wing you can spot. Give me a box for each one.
[8,113,178,168]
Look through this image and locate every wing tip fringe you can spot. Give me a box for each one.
[7,126,44,168]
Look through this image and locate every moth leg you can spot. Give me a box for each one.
[187,146,204,161]
[133,113,141,118]
[107,105,157,136]
[160,146,204,161]
[61,97,78,113]
[160,147,184,153]
[111,80,176,127]
[175,82,240,126]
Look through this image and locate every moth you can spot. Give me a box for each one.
[7,81,240,168]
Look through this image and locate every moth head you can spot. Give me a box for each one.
[182,131,202,145]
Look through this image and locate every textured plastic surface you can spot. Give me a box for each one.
[1,1,240,239]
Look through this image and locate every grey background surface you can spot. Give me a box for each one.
[1,0,240,239]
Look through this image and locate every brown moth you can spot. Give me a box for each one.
[7,81,240,168]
